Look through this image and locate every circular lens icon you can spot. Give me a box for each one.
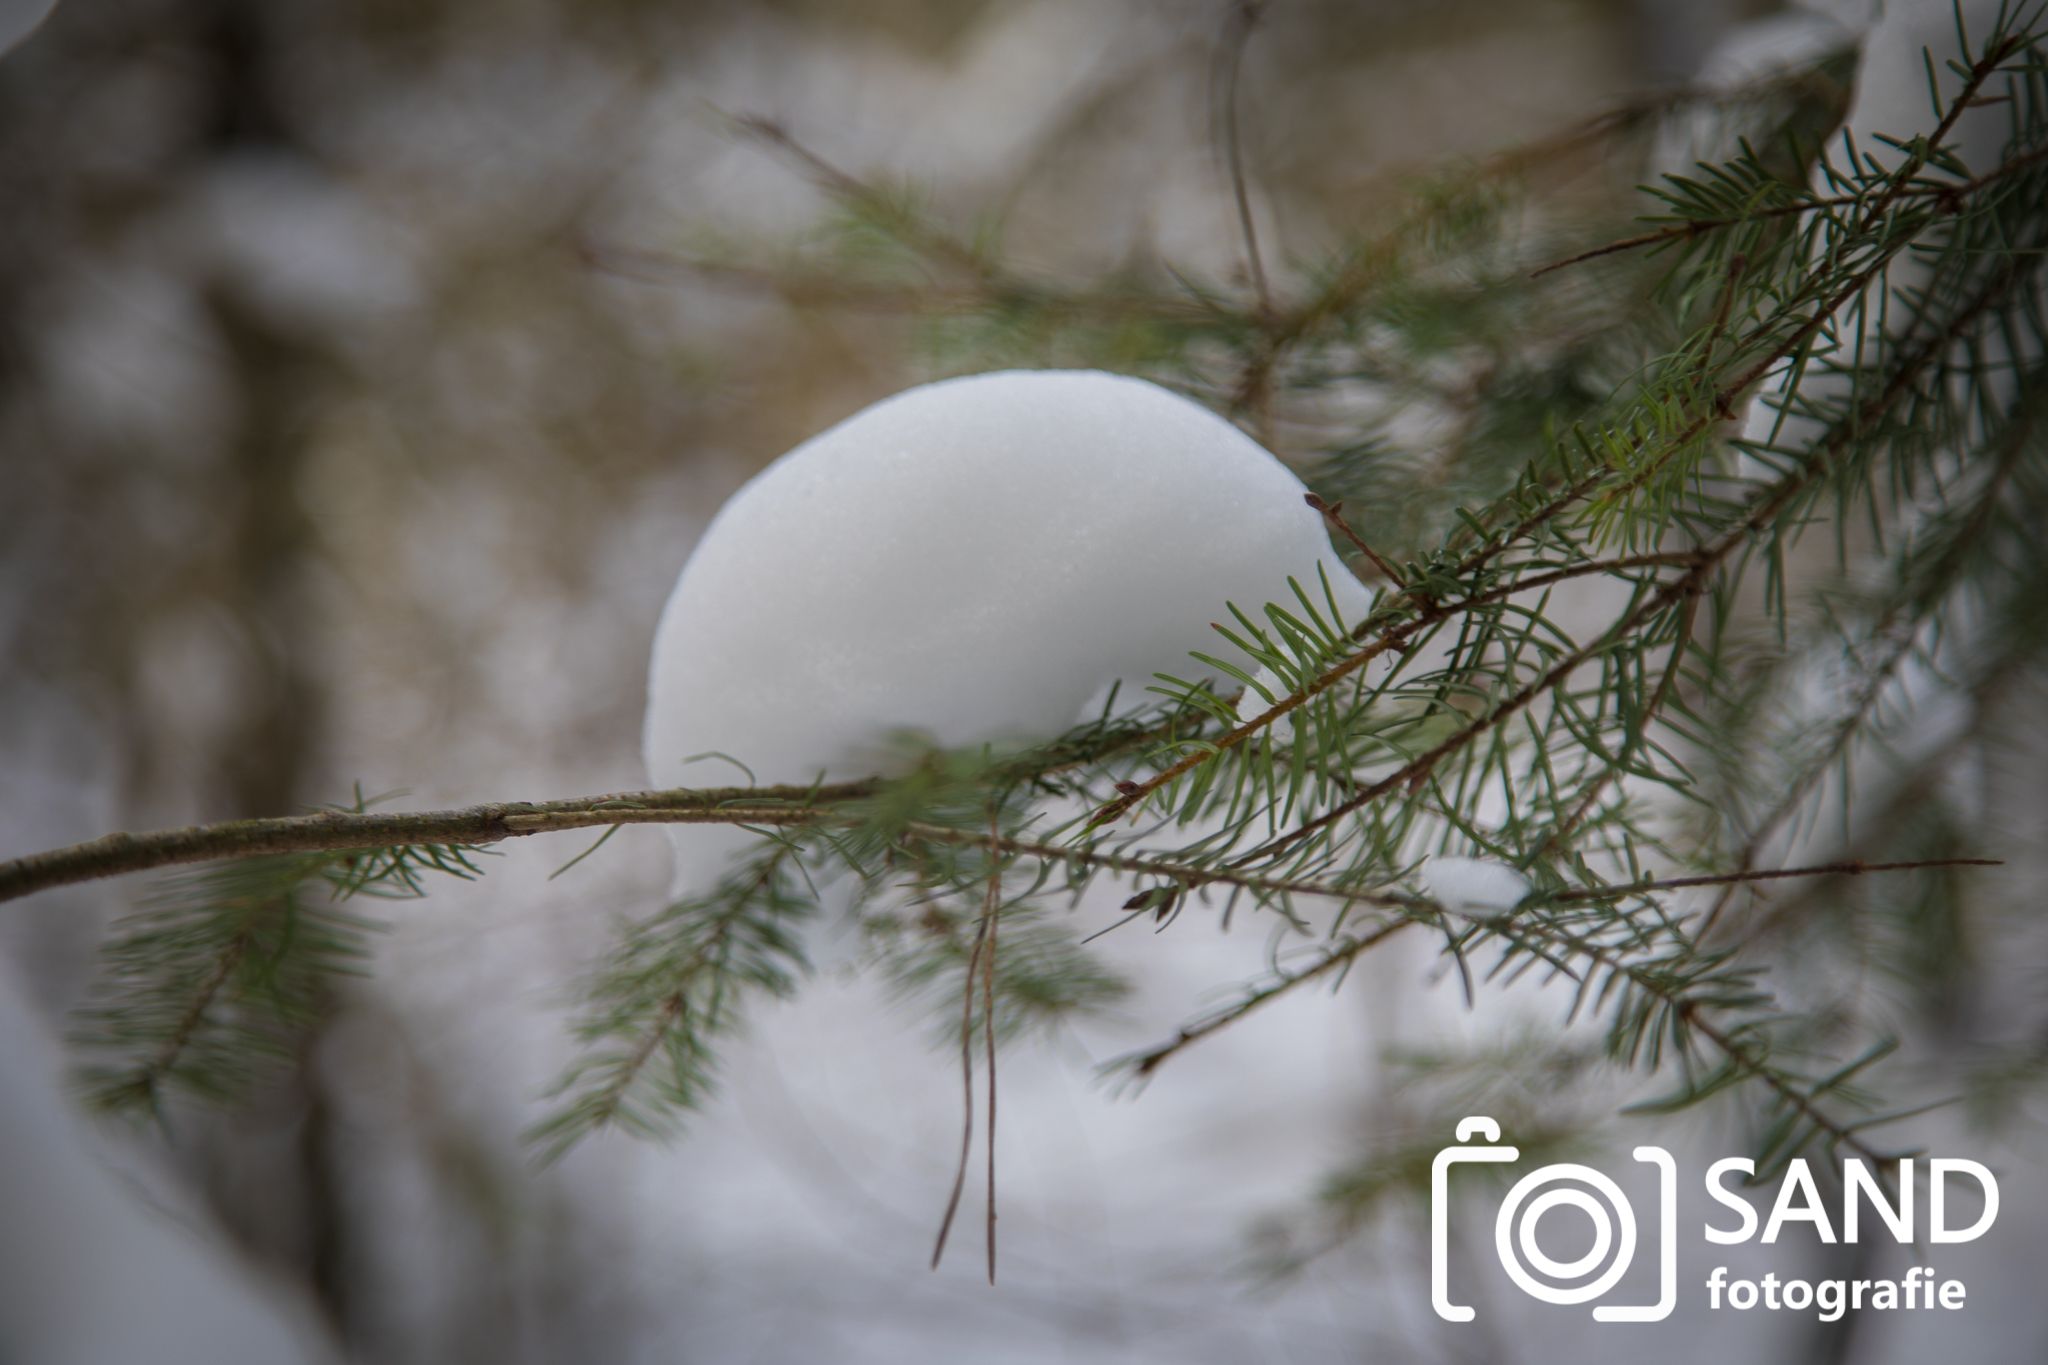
[1492,1163,1636,1306]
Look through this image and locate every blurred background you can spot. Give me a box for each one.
[4,0,2043,1362]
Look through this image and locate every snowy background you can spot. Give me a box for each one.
[3,1,2045,1362]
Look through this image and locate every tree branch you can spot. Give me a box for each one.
[0,783,873,905]
[1527,67,2048,279]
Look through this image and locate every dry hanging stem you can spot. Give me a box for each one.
[930,807,1002,1284]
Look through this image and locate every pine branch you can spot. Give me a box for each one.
[21,2,2044,1242]
[0,782,875,904]
[1700,458,2040,931]
[1528,142,2048,278]
[1178,169,2043,869]
[1500,915,1900,1172]
[1117,915,1418,1079]
[1,555,1704,905]
[526,845,811,1159]
[1086,551,1708,827]
[75,827,487,1116]
[1113,856,1993,1083]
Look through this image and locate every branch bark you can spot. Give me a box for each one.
[0,782,873,905]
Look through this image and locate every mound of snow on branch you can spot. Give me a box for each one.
[644,368,1368,886]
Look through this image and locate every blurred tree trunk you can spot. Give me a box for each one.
[186,0,350,1339]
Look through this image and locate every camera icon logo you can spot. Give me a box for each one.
[1431,1116,1676,1323]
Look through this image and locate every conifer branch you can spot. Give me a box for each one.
[1116,856,1996,1078]
[1119,915,1417,1078]
[1,554,1704,906]
[526,846,808,1158]
[1167,164,2043,867]
[1505,919,1898,1169]
[728,114,998,285]
[75,838,481,1115]
[1700,381,2043,933]
[1086,552,1707,827]
[1527,141,2048,278]
[0,783,874,905]
[33,4,2045,1236]
[1305,492,1410,589]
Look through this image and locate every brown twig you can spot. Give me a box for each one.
[1216,0,1273,320]
[930,895,991,1274]
[1122,915,1416,1077]
[1540,590,1699,856]
[1086,551,1705,828]
[982,807,1000,1286]
[1527,136,2048,279]
[0,783,875,905]
[1697,388,2040,936]
[728,114,995,283]
[1547,857,2002,905]
[1232,243,2031,869]
[1118,854,1994,1086]
[1213,0,1279,448]
[1463,41,2035,575]
[581,240,1220,325]
[1304,492,1410,590]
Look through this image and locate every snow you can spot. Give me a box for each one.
[644,368,1370,888]
[0,961,336,1365]
[1420,854,1531,919]
[1230,662,1298,743]
[603,370,1416,1356]
[0,0,57,59]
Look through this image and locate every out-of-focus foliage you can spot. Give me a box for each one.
[12,0,2048,1356]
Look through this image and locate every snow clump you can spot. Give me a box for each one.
[644,368,1370,891]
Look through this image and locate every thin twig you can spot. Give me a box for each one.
[0,783,875,905]
[1697,390,2039,936]
[1121,916,1416,1076]
[581,240,1220,325]
[1087,551,1706,827]
[1546,857,2002,905]
[1527,139,2048,279]
[1184,199,2038,866]
[1508,919,1898,1168]
[1304,493,1410,590]
[1540,590,1699,856]
[1214,0,1278,448]
[931,895,993,1273]
[982,806,1000,1286]
[1118,853,1998,1079]
[729,114,995,282]
[1216,0,1273,319]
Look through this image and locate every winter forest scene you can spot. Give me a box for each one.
[3,0,2048,1361]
